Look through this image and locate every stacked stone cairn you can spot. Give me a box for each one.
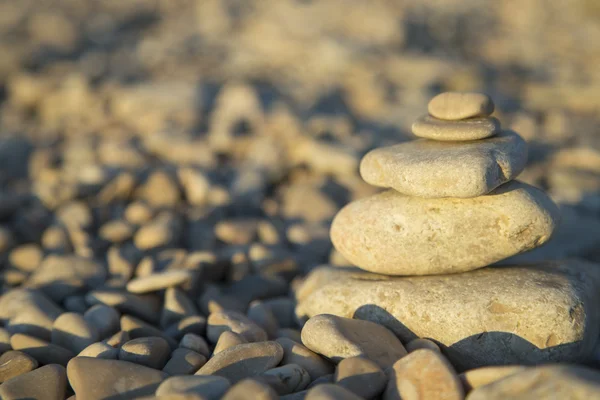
[296,92,600,399]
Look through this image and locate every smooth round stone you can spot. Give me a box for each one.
[301,315,407,368]
[9,244,43,272]
[86,290,162,324]
[84,304,120,340]
[120,315,178,349]
[119,337,171,369]
[0,364,66,400]
[359,130,527,198]
[127,270,193,294]
[334,357,386,399]
[222,379,278,400]
[214,331,248,355]
[78,342,119,359]
[156,375,230,398]
[276,338,333,381]
[0,289,63,341]
[405,338,441,353]
[331,181,559,275]
[207,310,267,344]
[306,384,363,400]
[0,351,38,383]
[163,348,206,375]
[180,333,210,358]
[460,365,527,392]
[467,365,600,399]
[412,115,500,141]
[52,312,100,354]
[384,349,463,400]
[196,341,283,384]
[67,357,168,399]
[428,92,494,120]
[10,333,75,367]
[261,363,311,395]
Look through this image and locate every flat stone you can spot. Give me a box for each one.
[412,115,500,141]
[222,379,278,400]
[9,244,43,272]
[0,351,38,383]
[331,181,559,275]
[207,310,268,343]
[104,330,130,348]
[460,365,527,392]
[261,363,311,395]
[84,304,121,340]
[359,131,528,198]
[467,365,600,399]
[301,314,407,368]
[384,349,463,400]
[127,270,193,294]
[180,333,210,358]
[52,312,100,354]
[156,375,231,398]
[428,92,495,120]
[10,333,75,366]
[306,384,363,400]
[120,315,178,349]
[196,341,283,383]
[214,331,248,355]
[295,262,600,369]
[334,357,386,399]
[276,338,333,381]
[78,342,119,359]
[0,289,63,341]
[119,337,171,369]
[67,357,168,399]
[0,364,66,400]
[163,348,206,375]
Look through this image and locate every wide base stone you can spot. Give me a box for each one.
[295,261,600,370]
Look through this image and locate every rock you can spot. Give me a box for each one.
[9,244,43,272]
[262,363,311,395]
[120,315,178,349]
[84,304,121,339]
[222,379,278,400]
[306,384,363,400]
[78,342,119,359]
[127,270,193,294]
[163,348,206,375]
[301,314,407,368]
[215,218,259,245]
[139,170,180,208]
[134,213,181,250]
[428,92,494,121]
[334,357,386,399]
[247,302,279,339]
[10,333,75,366]
[164,316,207,341]
[25,255,106,302]
[467,365,600,399]
[359,131,528,198]
[385,349,463,400]
[67,357,168,399]
[214,331,248,355]
[405,338,441,353]
[99,220,134,243]
[460,365,527,392]
[0,351,38,383]
[412,115,500,141]
[296,263,600,369]
[104,331,130,348]
[276,338,333,381]
[178,167,211,207]
[0,364,66,400]
[51,312,100,355]
[207,310,268,343]
[1,289,63,341]
[196,341,283,383]
[161,288,201,329]
[180,333,210,358]
[125,202,155,225]
[156,375,230,398]
[119,337,172,369]
[86,290,161,324]
[331,181,559,275]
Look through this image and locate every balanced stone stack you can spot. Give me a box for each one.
[297,92,600,373]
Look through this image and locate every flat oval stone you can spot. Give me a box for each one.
[295,262,600,369]
[52,312,100,354]
[0,364,66,400]
[207,310,267,344]
[301,315,407,368]
[384,349,463,400]
[276,338,333,381]
[460,365,527,392]
[428,92,494,120]
[127,270,193,294]
[467,365,600,399]
[67,357,168,399]
[196,341,283,383]
[119,337,171,369]
[10,333,74,367]
[222,379,278,400]
[405,338,441,353]
[334,357,386,399]
[78,342,119,359]
[331,181,559,275]
[412,115,500,141]
[306,384,363,400]
[359,130,528,198]
[0,351,38,383]
[156,375,231,398]
[214,331,248,355]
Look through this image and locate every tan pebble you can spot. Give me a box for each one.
[104,330,130,348]
[412,114,499,141]
[207,310,267,343]
[162,348,206,375]
[9,244,43,272]
[428,91,494,120]
[99,220,134,243]
[178,167,210,207]
[0,350,38,383]
[125,201,154,225]
[213,331,248,355]
[180,333,210,358]
[161,288,200,329]
[120,315,178,349]
[87,290,161,324]
[384,349,463,400]
[10,334,74,367]
[51,312,100,354]
[127,270,193,294]
[334,357,386,399]
[139,170,180,208]
[119,336,171,369]
[306,384,363,400]
[262,363,311,395]
[215,218,259,245]
[459,365,527,392]
[221,378,278,400]
[0,364,66,400]
[164,315,207,340]
[78,342,119,359]
[405,338,441,353]
[156,375,230,398]
[276,338,333,381]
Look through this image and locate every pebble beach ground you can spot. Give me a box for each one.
[1,1,600,399]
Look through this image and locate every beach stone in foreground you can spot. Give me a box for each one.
[0,351,38,383]
[428,92,494,120]
[412,115,500,141]
[295,262,600,369]
[359,131,527,198]
[460,365,527,392]
[67,357,168,399]
[467,365,600,399]
[301,314,407,368]
[331,181,559,275]
[0,364,66,400]
[222,379,278,400]
[306,384,363,400]
[156,375,231,398]
[334,357,386,399]
[384,349,463,400]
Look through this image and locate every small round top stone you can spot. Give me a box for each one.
[428,92,494,120]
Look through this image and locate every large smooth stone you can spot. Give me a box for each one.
[330,181,559,275]
[295,262,600,370]
[359,131,527,198]
[428,92,494,120]
[0,364,66,400]
[412,115,500,141]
